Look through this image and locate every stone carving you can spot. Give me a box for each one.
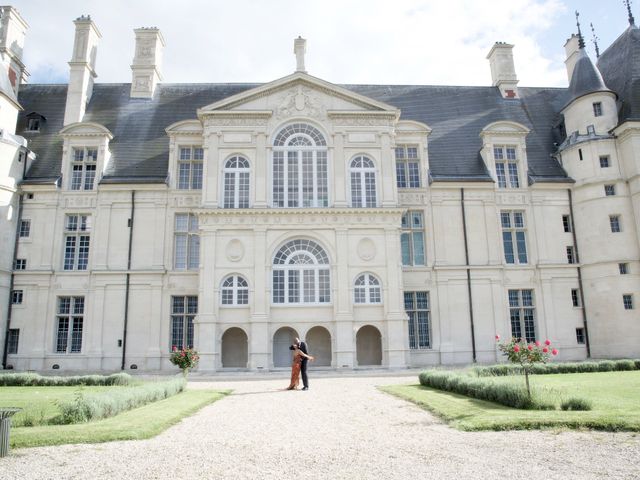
[275,85,325,120]
[226,239,245,262]
[357,238,377,261]
[204,117,269,127]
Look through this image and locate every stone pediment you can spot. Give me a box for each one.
[59,121,113,139]
[197,72,399,123]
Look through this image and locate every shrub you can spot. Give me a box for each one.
[613,359,636,371]
[419,370,551,410]
[170,347,200,377]
[597,360,616,372]
[634,359,640,370]
[0,372,134,387]
[561,397,593,411]
[56,378,186,424]
[473,359,639,377]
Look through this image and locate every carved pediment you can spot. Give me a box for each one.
[59,121,113,139]
[165,119,203,136]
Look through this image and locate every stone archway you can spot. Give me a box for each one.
[273,327,299,368]
[221,327,248,368]
[356,325,382,366]
[305,326,331,366]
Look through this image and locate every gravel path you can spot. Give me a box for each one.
[3,375,640,479]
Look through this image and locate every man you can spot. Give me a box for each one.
[296,337,310,390]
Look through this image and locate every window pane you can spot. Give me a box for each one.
[412,232,425,266]
[171,315,184,348]
[503,232,514,264]
[188,235,200,269]
[178,163,190,189]
[70,318,83,353]
[288,270,299,303]
[408,162,420,188]
[401,233,411,266]
[417,311,430,348]
[516,231,527,263]
[508,162,519,188]
[496,163,507,189]
[396,162,407,188]
[56,318,69,353]
[273,270,285,303]
[174,234,187,269]
[191,162,203,190]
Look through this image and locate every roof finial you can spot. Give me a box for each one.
[575,11,585,48]
[590,22,600,58]
[624,0,635,26]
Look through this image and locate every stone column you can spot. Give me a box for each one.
[202,132,220,208]
[334,227,354,368]
[254,133,268,208]
[380,133,397,207]
[197,227,218,369]
[333,133,347,207]
[384,226,409,367]
[250,227,269,369]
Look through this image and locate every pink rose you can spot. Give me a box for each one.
[535,341,541,347]
[495,334,500,341]
[552,349,558,356]
[545,339,551,346]
[542,347,549,353]
[172,346,177,351]
[513,345,520,353]
[527,345,533,351]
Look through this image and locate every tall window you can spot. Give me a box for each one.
[354,273,382,304]
[171,296,197,349]
[174,214,199,270]
[177,146,204,190]
[11,290,23,305]
[19,220,30,238]
[272,123,328,208]
[395,145,420,188]
[7,329,19,354]
[273,239,330,304]
[70,147,97,190]
[623,294,634,310]
[221,275,249,305]
[508,289,536,342]
[562,214,572,233]
[566,246,576,264]
[610,215,621,233]
[63,214,91,271]
[401,211,425,266]
[593,102,603,117]
[619,263,629,275]
[501,211,528,264]
[494,145,520,189]
[350,156,377,207]
[571,288,581,307]
[56,296,84,353]
[223,156,250,208]
[404,291,430,349]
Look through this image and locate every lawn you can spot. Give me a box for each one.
[0,386,133,426]
[381,370,640,431]
[7,388,227,448]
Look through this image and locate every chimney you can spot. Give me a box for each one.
[486,42,519,99]
[0,6,29,93]
[564,34,581,83]
[294,36,306,73]
[63,15,101,126]
[130,27,164,98]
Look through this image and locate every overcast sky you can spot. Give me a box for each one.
[9,0,636,87]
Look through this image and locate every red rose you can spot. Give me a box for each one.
[527,345,533,351]
[172,345,177,351]
[495,334,500,341]
[545,339,551,346]
[552,349,558,356]
[542,347,549,353]
[535,341,541,347]
[513,345,520,352]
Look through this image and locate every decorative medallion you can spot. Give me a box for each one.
[226,239,245,262]
[357,238,376,261]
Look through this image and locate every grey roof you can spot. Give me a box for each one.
[566,48,612,106]
[597,25,640,123]
[17,81,571,184]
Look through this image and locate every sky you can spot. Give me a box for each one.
[7,0,637,88]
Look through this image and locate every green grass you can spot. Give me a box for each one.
[0,386,132,426]
[381,371,640,431]
[8,389,228,448]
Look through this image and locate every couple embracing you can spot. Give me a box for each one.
[286,337,314,390]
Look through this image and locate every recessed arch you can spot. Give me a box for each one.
[356,325,382,366]
[273,326,300,368]
[305,326,332,366]
[221,327,248,368]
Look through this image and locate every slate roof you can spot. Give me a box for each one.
[597,25,640,123]
[566,48,613,106]
[17,81,571,185]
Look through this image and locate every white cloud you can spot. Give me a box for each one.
[13,0,569,87]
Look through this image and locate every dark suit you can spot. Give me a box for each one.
[299,340,309,388]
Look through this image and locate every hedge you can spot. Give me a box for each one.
[471,359,640,377]
[418,370,553,410]
[0,372,134,387]
[56,378,186,424]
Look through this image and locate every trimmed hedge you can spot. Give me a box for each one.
[0,372,134,387]
[56,378,186,424]
[561,397,593,411]
[472,359,640,377]
[418,370,553,410]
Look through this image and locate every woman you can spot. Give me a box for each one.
[286,344,314,390]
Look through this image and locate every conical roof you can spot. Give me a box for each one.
[566,47,612,106]
[597,24,640,122]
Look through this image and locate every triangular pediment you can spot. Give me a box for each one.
[197,72,399,116]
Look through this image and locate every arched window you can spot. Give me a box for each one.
[273,239,330,304]
[350,156,377,207]
[223,156,250,208]
[272,123,328,208]
[354,273,381,304]
[221,275,249,305]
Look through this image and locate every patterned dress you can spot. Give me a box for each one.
[286,349,303,390]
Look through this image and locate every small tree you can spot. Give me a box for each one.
[170,346,200,378]
[495,335,558,397]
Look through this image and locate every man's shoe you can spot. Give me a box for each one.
[302,387,308,390]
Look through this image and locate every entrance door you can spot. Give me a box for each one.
[273,327,299,367]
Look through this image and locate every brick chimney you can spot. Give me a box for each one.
[486,42,519,99]
[63,15,101,126]
[130,27,164,98]
[0,5,29,93]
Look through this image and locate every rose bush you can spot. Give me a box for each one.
[496,335,558,397]
[170,346,200,377]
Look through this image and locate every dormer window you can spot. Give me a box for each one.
[177,146,204,190]
[494,145,520,189]
[27,118,40,131]
[71,147,98,191]
[593,102,603,117]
